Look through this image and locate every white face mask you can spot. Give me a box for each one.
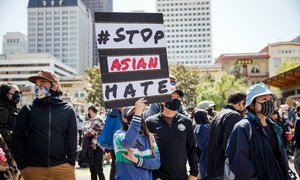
[34,85,51,99]
[283,114,288,119]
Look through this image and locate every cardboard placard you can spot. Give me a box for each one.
[94,12,172,108]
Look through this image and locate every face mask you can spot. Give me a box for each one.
[165,99,181,111]
[35,85,51,99]
[283,114,288,119]
[87,113,91,119]
[10,93,21,104]
[257,100,275,117]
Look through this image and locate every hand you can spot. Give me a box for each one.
[134,98,147,116]
[188,175,197,180]
[122,148,138,164]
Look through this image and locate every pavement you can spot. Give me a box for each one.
[75,161,111,180]
[75,159,300,180]
[288,158,299,179]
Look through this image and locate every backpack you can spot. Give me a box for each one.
[98,109,121,149]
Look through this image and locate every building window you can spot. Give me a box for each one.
[273,58,281,68]
[251,64,260,73]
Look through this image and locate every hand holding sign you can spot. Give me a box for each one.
[134,98,147,116]
[95,12,172,108]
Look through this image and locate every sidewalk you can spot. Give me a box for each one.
[75,159,299,180]
[75,162,111,180]
[288,158,299,179]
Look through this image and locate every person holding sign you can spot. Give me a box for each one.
[146,97,198,180]
[113,98,160,180]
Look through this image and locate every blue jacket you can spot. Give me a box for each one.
[194,123,210,178]
[98,109,121,149]
[113,115,160,180]
[226,112,290,180]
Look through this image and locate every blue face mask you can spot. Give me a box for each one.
[35,85,51,99]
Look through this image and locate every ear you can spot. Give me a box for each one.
[249,102,255,109]
[51,82,59,91]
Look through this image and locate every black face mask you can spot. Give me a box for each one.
[11,93,20,104]
[257,100,275,117]
[88,114,91,119]
[165,99,181,111]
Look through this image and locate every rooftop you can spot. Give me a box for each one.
[263,65,300,89]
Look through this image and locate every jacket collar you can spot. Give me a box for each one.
[33,96,63,105]
[246,111,281,133]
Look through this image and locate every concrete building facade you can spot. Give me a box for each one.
[268,41,300,77]
[0,53,77,86]
[27,0,93,74]
[215,52,270,86]
[0,53,78,106]
[81,0,113,66]
[2,32,28,54]
[156,0,212,66]
[60,76,89,114]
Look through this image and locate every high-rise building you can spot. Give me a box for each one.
[27,0,93,75]
[81,0,112,15]
[156,0,212,66]
[2,32,28,54]
[81,0,113,66]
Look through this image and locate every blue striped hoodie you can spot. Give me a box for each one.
[113,115,160,180]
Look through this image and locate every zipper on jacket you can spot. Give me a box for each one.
[48,105,52,167]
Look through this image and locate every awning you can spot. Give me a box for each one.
[263,65,300,89]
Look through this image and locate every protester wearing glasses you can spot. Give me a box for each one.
[206,92,246,180]
[226,84,290,180]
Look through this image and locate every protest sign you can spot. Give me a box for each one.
[95,12,172,108]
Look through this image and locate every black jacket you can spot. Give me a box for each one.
[0,98,18,146]
[146,113,198,180]
[12,96,77,170]
[206,105,242,177]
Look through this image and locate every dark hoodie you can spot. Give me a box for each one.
[12,96,77,170]
[0,92,18,146]
[194,109,210,178]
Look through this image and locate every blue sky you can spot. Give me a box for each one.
[0,0,299,60]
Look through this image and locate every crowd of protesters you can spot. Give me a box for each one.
[1,70,300,180]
